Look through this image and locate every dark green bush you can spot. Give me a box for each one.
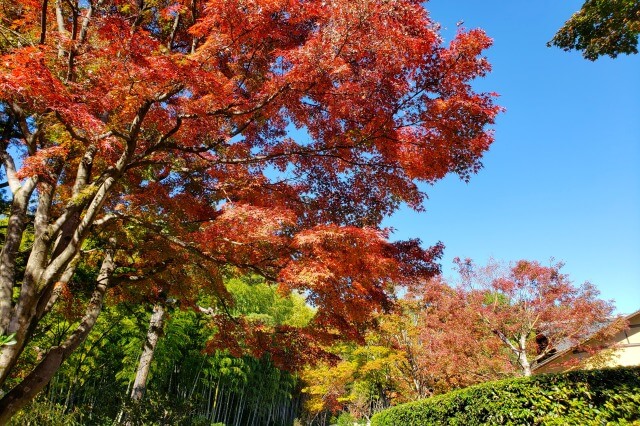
[371,367,640,425]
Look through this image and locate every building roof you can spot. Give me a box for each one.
[532,309,640,372]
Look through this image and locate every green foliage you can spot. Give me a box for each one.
[11,275,307,424]
[8,401,82,426]
[371,367,640,425]
[334,411,359,426]
[550,0,640,60]
[0,332,16,347]
[119,392,208,426]
[226,276,314,327]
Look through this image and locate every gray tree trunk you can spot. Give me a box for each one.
[519,334,532,376]
[130,304,166,401]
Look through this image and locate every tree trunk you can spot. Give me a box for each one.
[0,245,115,423]
[0,183,35,334]
[519,334,532,376]
[130,303,166,401]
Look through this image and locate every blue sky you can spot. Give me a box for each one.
[383,1,640,313]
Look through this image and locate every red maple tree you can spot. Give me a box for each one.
[0,0,500,418]
[412,278,515,391]
[454,258,617,376]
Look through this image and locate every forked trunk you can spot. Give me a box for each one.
[0,246,115,423]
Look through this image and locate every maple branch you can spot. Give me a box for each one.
[63,0,101,81]
[530,311,543,331]
[190,0,199,53]
[0,25,35,48]
[39,0,49,44]
[533,346,555,363]
[215,146,399,171]
[77,0,98,44]
[127,85,184,143]
[132,0,153,32]
[167,12,180,50]
[0,176,38,332]
[124,159,171,172]
[110,259,173,286]
[0,243,115,421]
[38,252,81,324]
[45,143,100,249]
[55,0,69,57]
[10,104,39,155]
[106,214,274,316]
[112,212,217,261]
[65,2,79,81]
[157,115,186,145]
[41,107,145,293]
[48,86,181,252]
[55,111,89,143]
[191,263,241,325]
[492,329,520,356]
[0,150,22,195]
[72,144,97,196]
[112,212,280,282]
[196,305,216,316]
[127,100,153,144]
[224,84,290,117]
[86,213,117,228]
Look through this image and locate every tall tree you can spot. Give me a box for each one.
[454,258,617,376]
[0,0,500,418]
[549,0,640,60]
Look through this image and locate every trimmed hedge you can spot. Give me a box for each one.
[371,367,640,425]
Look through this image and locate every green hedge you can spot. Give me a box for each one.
[371,367,640,425]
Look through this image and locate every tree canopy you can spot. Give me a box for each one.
[549,0,640,60]
[0,0,500,420]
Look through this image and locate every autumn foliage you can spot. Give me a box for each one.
[300,259,619,421]
[0,0,500,419]
[453,258,617,376]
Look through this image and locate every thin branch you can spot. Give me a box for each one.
[55,111,89,143]
[167,12,180,50]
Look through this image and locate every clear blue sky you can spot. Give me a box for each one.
[383,1,640,314]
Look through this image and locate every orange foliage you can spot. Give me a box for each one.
[0,0,500,368]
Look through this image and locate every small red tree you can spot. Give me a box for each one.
[454,258,616,376]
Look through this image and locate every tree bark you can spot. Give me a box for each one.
[0,181,37,334]
[130,303,166,401]
[0,244,115,423]
[519,333,532,376]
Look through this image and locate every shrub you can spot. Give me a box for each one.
[371,367,640,425]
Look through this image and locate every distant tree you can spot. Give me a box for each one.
[299,285,514,424]
[376,291,513,401]
[455,258,617,376]
[412,279,514,389]
[549,0,640,60]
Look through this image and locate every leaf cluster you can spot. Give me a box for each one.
[550,0,640,60]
